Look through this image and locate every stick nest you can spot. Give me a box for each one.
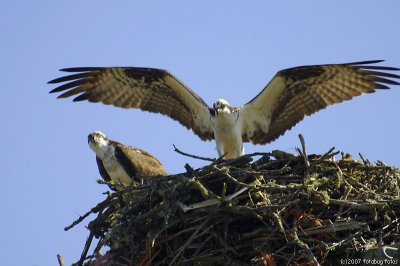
[69,145,400,266]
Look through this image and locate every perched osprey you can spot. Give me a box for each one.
[50,60,400,159]
[88,131,167,188]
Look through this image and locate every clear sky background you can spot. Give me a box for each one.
[2,1,400,265]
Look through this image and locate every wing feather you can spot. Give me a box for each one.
[49,67,214,140]
[113,142,167,179]
[95,156,112,182]
[240,61,400,144]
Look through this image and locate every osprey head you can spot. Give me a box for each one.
[88,131,109,153]
[212,99,231,116]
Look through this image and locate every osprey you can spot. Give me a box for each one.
[88,131,167,188]
[50,60,400,159]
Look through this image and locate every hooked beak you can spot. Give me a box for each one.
[88,134,94,144]
[213,103,219,116]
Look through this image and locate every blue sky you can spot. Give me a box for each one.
[2,1,400,265]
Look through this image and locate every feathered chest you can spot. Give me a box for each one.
[211,111,241,138]
[100,146,132,185]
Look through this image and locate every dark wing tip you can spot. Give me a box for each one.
[48,68,101,88]
[374,83,391,90]
[49,87,60,93]
[365,66,400,71]
[48,72,93,84]
[345,60,400,88]
[346,60,400,71]
[345,60,385,65]
[49,69,101,94]
[374,77,400,86]
[48,79,88,94]
[72,94,89,101]
[59,67,104,72]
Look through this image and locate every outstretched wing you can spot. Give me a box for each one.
[49,67,214,140]
[240,60,400,144]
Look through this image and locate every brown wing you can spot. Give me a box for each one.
[95,156,112,182]
[113,141,167,179]
[240,60,400,144]
[49,67,214,140]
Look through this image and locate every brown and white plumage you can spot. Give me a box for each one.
[52,68,214,140]
[240,61,400,144]
[88,131,167,189]
[50,60,400,159]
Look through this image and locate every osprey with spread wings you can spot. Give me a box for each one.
[49,60,400,159]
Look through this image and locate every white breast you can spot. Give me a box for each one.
[211,111,244,159]
[96,144,132,185]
